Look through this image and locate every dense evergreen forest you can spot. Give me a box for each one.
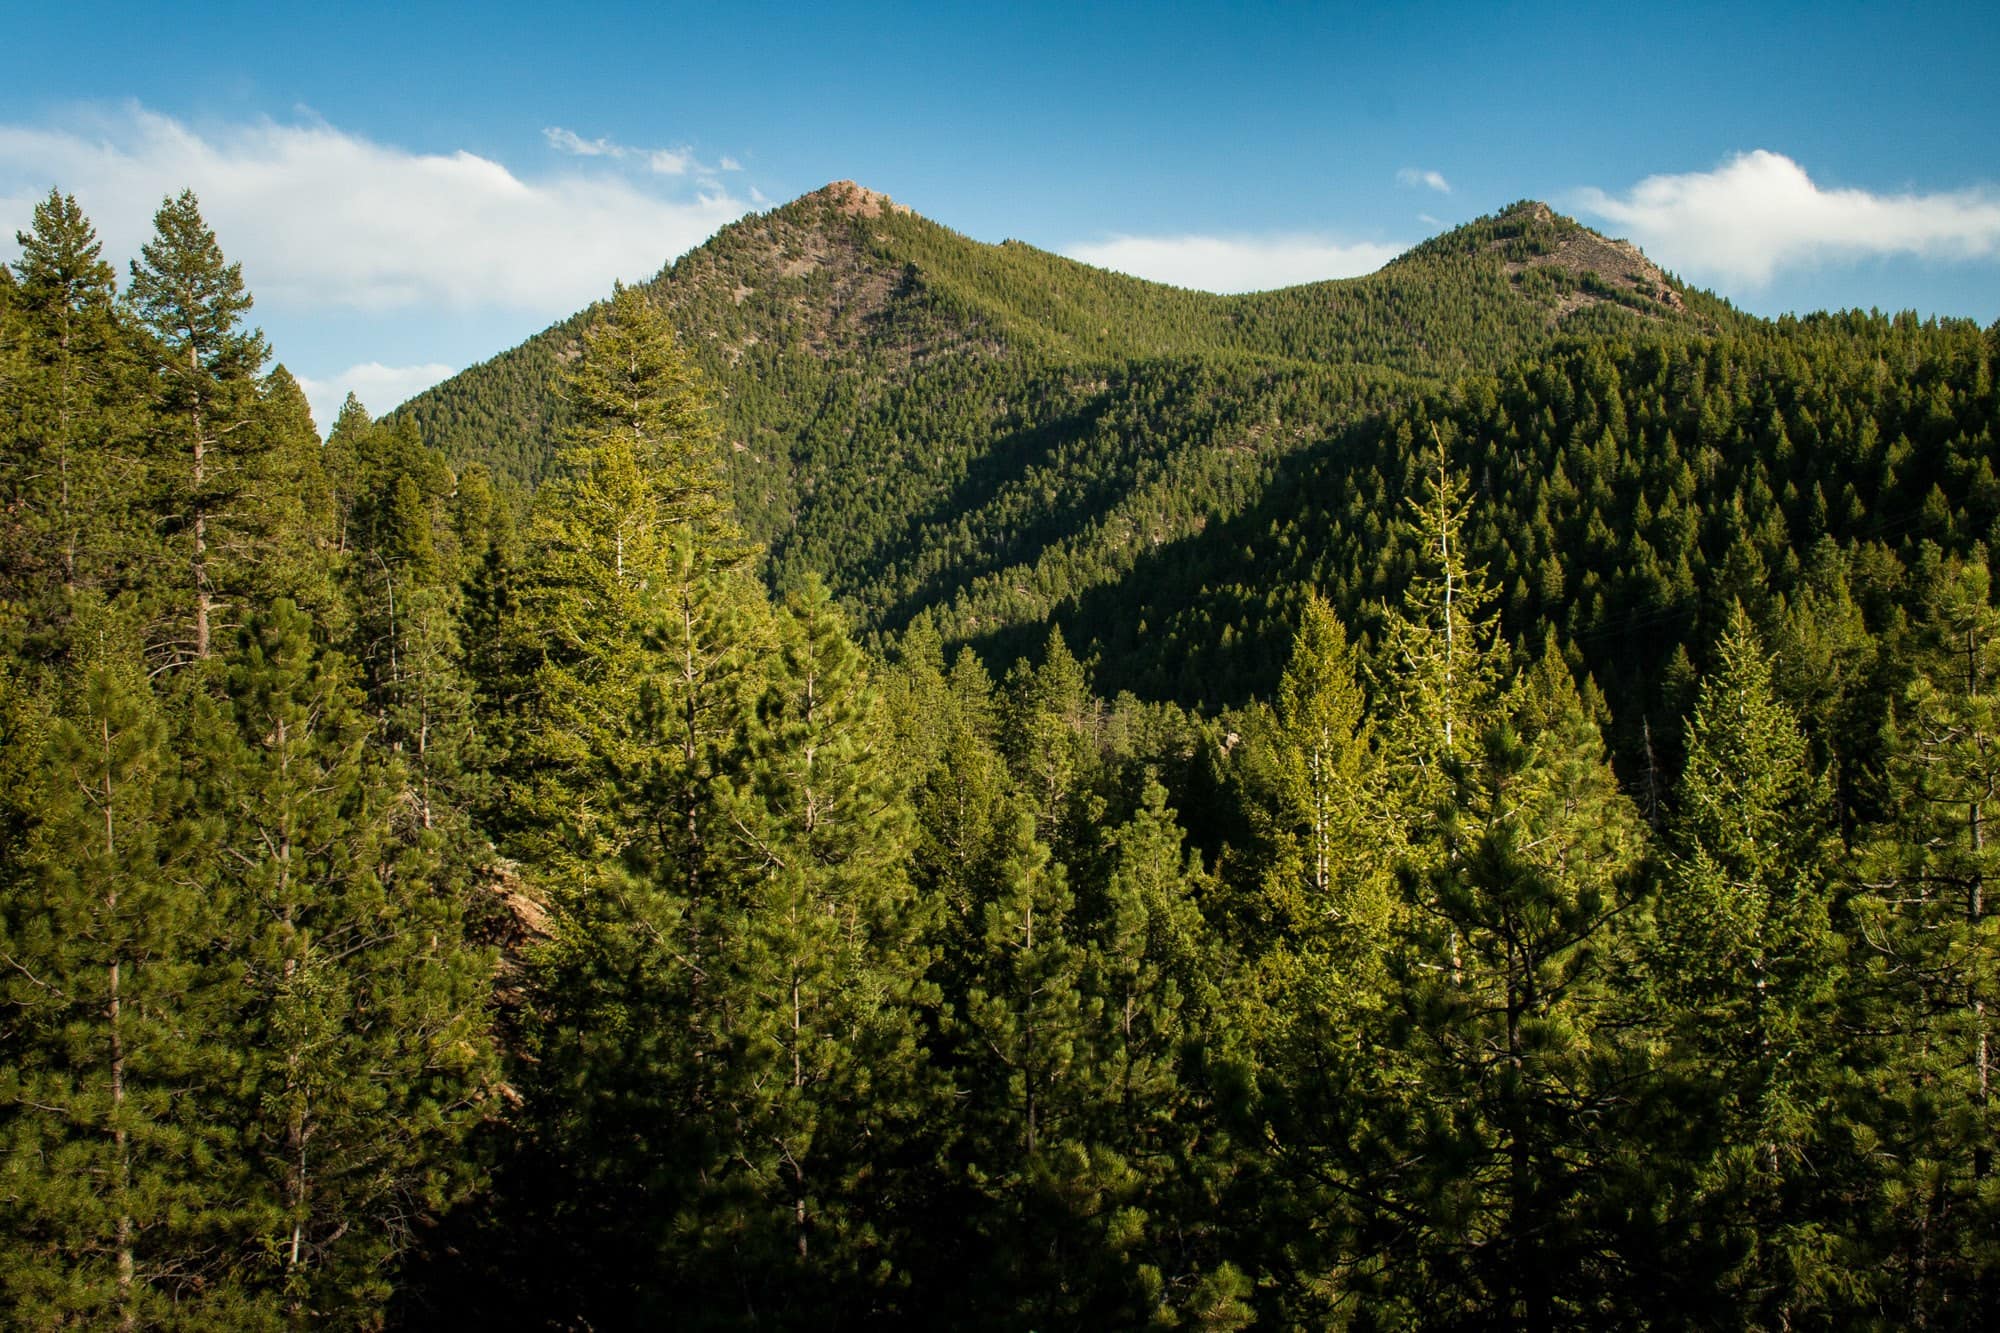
[4,181,2000,1330]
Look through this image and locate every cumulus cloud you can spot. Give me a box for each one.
[0,105,751,316]
[1397,167,1451,195]
[1063,234,1404,293]
[1575,150,2000,285]
[293,361,457,435]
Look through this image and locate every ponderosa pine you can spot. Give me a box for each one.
[127,191,270,666]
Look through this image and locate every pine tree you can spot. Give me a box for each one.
[0,628,250,1328]
[494,541,761,1326]
[1853,554,2000,1320]
[4,191,135,652]
[491,281,730,879]
[672,577,937,1315]
[1655,604,1846,1321]
[915,654,1228,1327]
[126,191,270,666]
[328,401,482,838]
[1242,595,1403,1323]
[561,280,719,533]
[196,600,494,1325]
[1325,642,1650,1324]
[912,647,1012,979]
[252,366,340,628]
[321,393,375,555]
[1082,779,1247,1329]
[1769,540,1885,832]
[1255,593,1392,952]
[1374,447,1508,834]
[955,812,1105,1322]
[464,283,770,1324]
[1000,626,1102,866]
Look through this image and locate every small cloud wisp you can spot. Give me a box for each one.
[1397,167,1451,195]
[543,125,717,177]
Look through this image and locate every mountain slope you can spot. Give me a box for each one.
[393,183,1733,648]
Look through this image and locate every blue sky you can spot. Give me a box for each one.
[5,1,1998,430]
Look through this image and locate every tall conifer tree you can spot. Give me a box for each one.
[493,281,725,877]
[1854,555,2000,1320]
[5,192,133,644]
[1656,605,1846,1322]
[675,577,938,1313]
[196,601,494,1324]
[127,191,270,665]
[0,629,248,1328]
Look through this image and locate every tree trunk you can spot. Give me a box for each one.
[102,715,136,1331]
[189,355,210,660]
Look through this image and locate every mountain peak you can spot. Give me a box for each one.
[1406,199,1687,318]
[399,182,1727,493]
[801,180,911,218]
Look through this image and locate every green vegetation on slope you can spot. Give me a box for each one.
[10,182,2000,1330]
[392,185,1733,658]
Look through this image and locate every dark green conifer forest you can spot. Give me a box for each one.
[5,181,2000,1328]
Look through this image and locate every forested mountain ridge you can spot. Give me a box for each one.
[394,183,1729,652]
[395,183,1999,791]
[397,185,1719,487]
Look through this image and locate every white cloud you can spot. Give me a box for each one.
[1063,234,1403,293]
[0,105,751,317]
[293,361,457,436]
[542,126,618,158]
[1575,150,2000,286]
[1397,167,1451,195]
[544,124,712,176]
